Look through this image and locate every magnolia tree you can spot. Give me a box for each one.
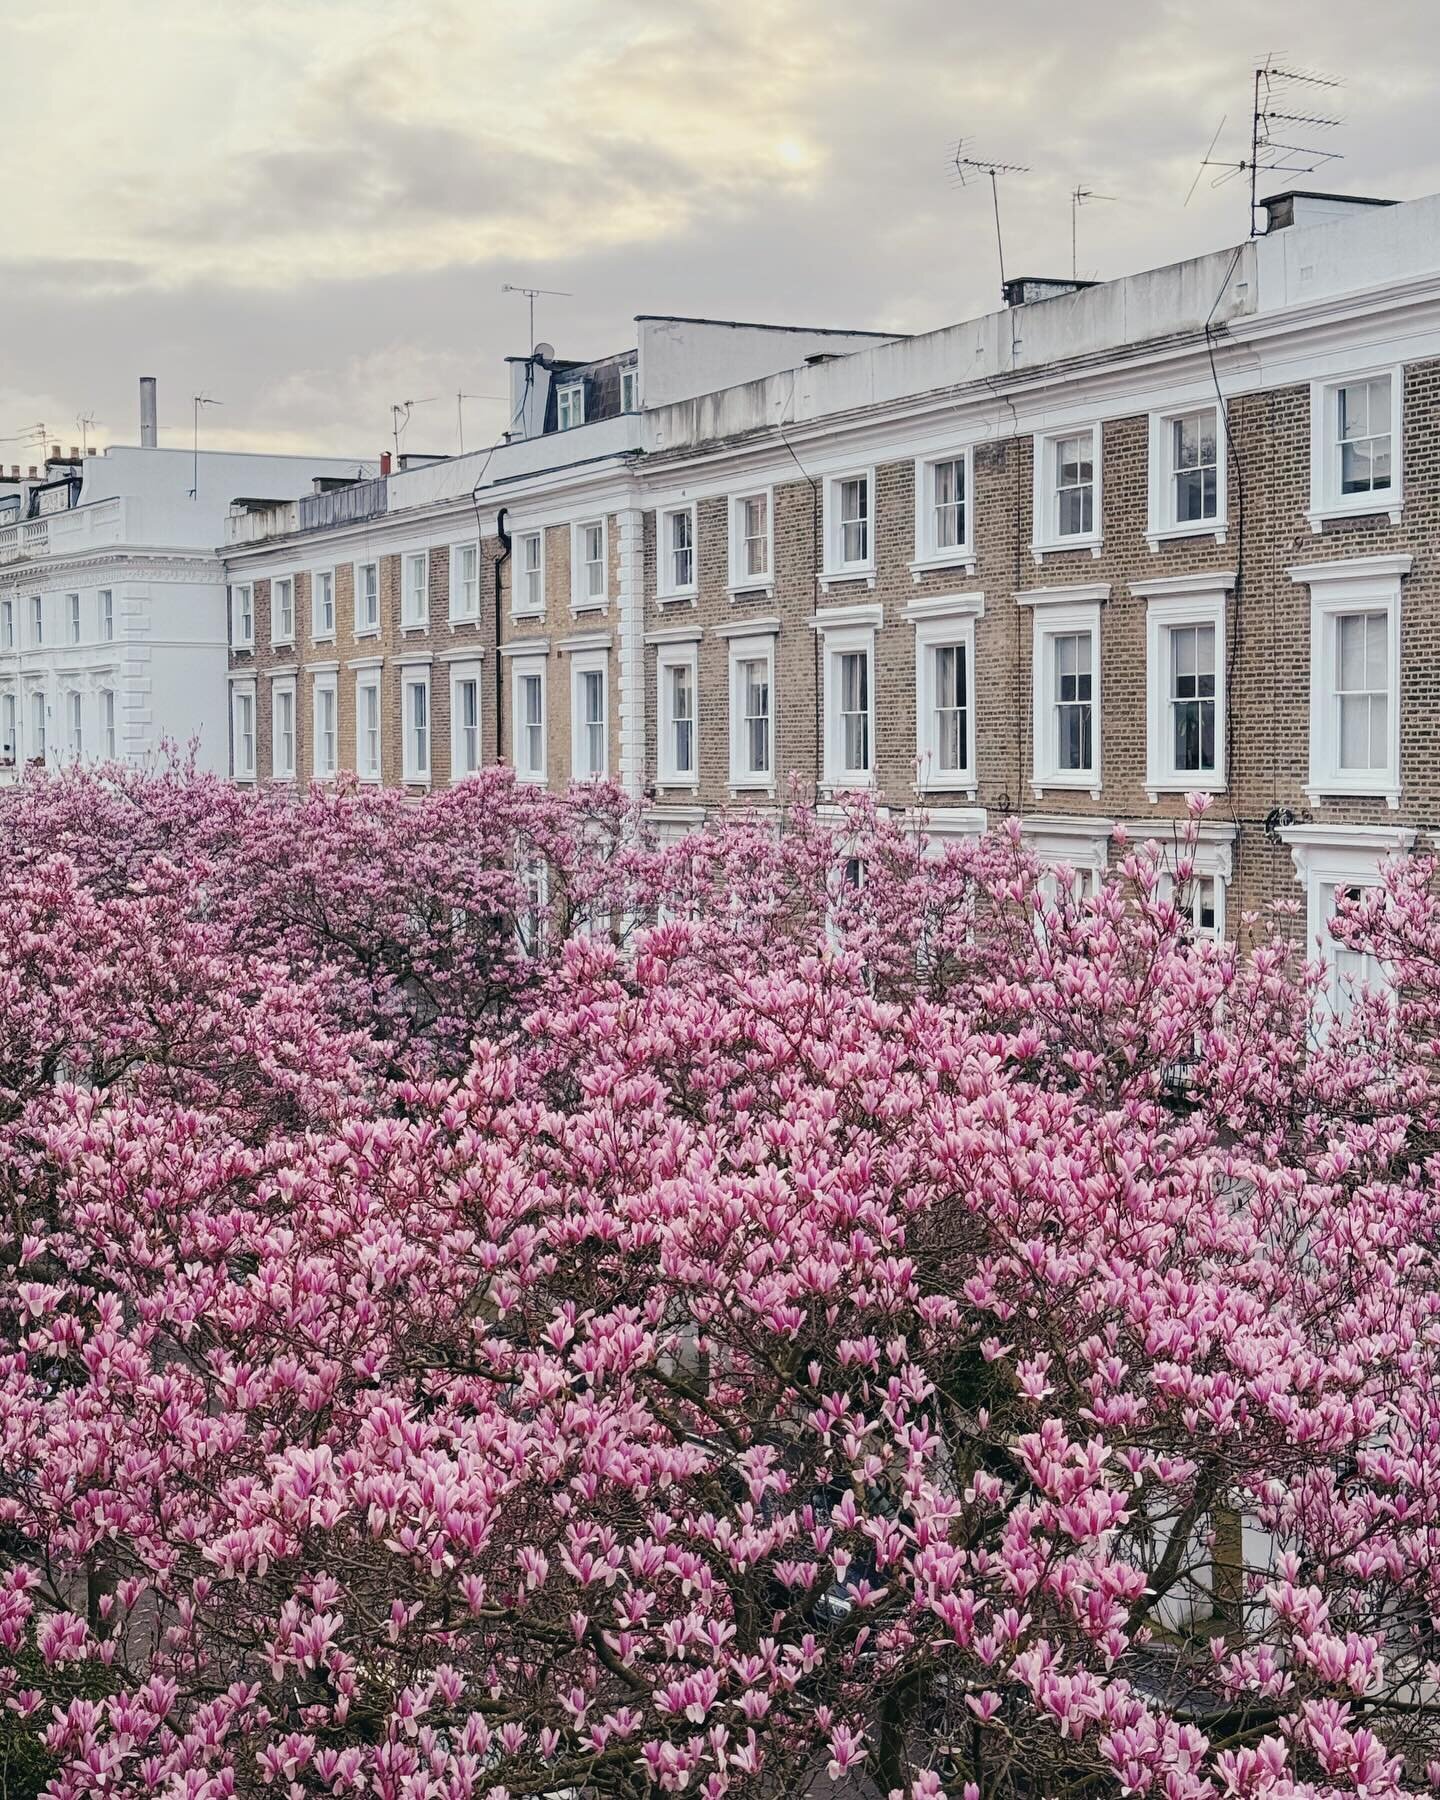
[1,765,1440,1800]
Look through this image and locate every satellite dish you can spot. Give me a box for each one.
[533,341,555,362]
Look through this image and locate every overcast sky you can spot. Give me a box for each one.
[4,0,1439,465]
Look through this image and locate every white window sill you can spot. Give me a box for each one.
[270,639,295,651]
[510,607,545,623]
[448,613,481,629]
[1145,520,1227,552]
[657,590,698,607]
[1305,780,1401,810]
[728,581,775,601]
[822,775,875,795]
[1145,776,1226,802]
[1032,774,1101,799]
[909,551,976,581]
[357,773,382,786]
[1031,538,1102,563]
[270,775,296,786]
[819,566,876,593]
[915,777,978,799]
[234,773,256,785]
[1307,499,1403,532]
[515,769,547,786]
[656,777,699,793]
[354,625,381,640]
[230,644,254,656]
[403,774,432,788]
[730,779,775,796]
[400,621,429,634]
[570,599,608,616]
[312,630,336,644]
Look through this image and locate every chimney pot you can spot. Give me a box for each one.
[379,450,393,476]
[139,376,158,449]
[50,444,59,460]
[69,445,78,459]
[27,467,37,479]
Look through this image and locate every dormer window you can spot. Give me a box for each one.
[557,384,585,431]
[620,369,638,414]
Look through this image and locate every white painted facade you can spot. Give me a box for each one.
[0,443,371,778]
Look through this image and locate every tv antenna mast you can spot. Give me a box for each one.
[390,397,438,462]
[455,391,505,455]
[951,143,1030,300]
[189,394,222,500]
[501,283,572,354]
[1186,59,1343,235]
[75,413,97,457]
[1071,186,1119,281]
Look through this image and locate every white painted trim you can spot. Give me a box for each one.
[1290,554,1409,809]
[1143,586,1228,801]
[1029,599,1102,798]
[1032,423,1103,560]
[1145,402,1228,550]
[1307,364,1405,531]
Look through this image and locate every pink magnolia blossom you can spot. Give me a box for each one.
[0,762,1437,1800]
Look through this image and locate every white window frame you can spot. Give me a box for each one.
[449,659,484,781]
[557,383,585,431]
[354,669,382,782]
[65,687,83,759]
[1290,553,1409,810]
[354,561,380,636]
[100,687,117,761]
[905,592,983,798]
[27,687,46,763]
[511,654,547,784]
[30,595,42,646]
[514,531,545,616]
[398,666,430,783]
[1135,573,1233,800]
[726,628,777,792]
[1147,404,1227,548]
[1281,824,1415,1021]
[0,600,13,652]
[728,488,774,595]
[100,589,114,643]
[270,576,295,647]
[0,688,16,764]
[1308,366,1404,531]
[401,552,430,629]
[270,676,296,782]
[311,671,338,781]
[570,650,609,781]
[620,368,639,414]
[1032,424,1102,559]
[1121,819,1234,945]
[400,666,431,783]
[911,449,976,578]
[812,602,880,790]
[658,504,698,602]
[821,470,876,589]
[1023,815,1114,902]
[231,680,256,782]
[1018,582,1108,797]
[571,519,608,611]
[450,542,481,622]
[67,593,81,645]
[311,568,336,641]
[655,640,700,789]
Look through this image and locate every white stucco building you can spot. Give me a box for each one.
[0,386,371,778]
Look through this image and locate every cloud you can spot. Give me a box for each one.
[2,0,1439,457]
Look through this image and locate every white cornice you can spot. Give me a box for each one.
[1287,553,1414,586]
[1129,571,1236,599]
[1015,582,1110,608]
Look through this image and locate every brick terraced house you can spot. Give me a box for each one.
[224,190,1440,982]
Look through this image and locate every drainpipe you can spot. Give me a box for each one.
[489,502,511,767]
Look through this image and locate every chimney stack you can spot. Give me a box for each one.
[139,376,158,449]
